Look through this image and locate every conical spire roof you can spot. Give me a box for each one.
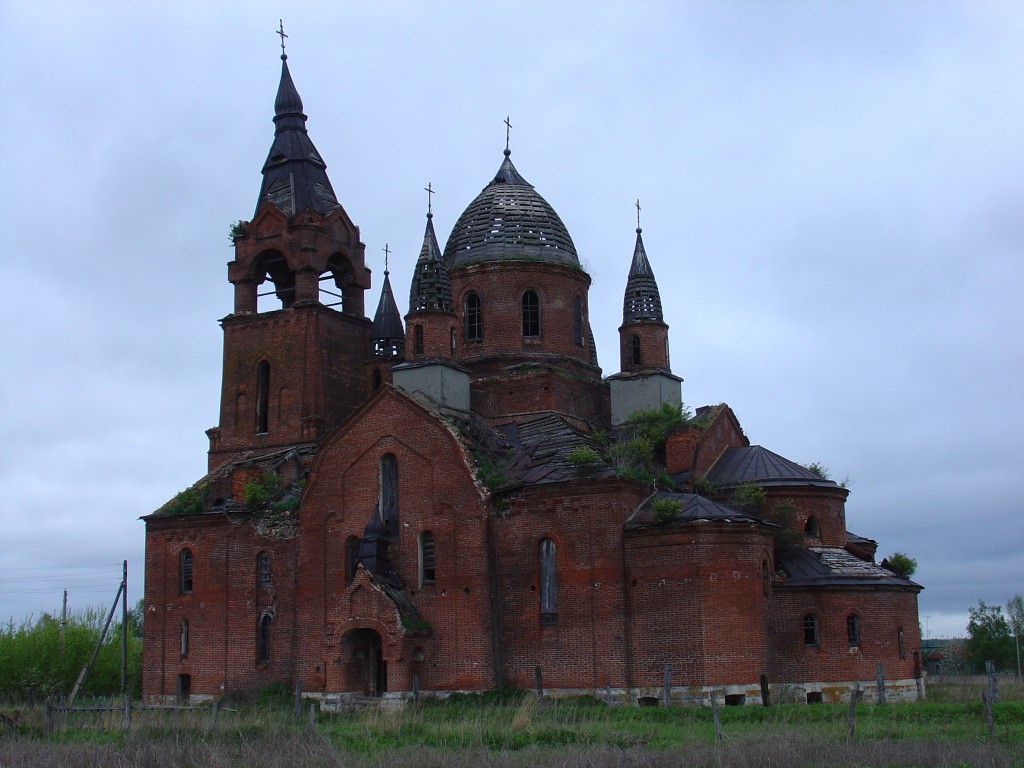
[371,271,405,343]
[409,213,453,312]
[622,228,664,323]
[256,54,340,217]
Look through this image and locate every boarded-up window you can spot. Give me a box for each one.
[257,614,272,663]
[419,530,436,585]
[573,296,584,346]
[180,619,189,657]
[465,293,482,341]
[803,614,818,646]
[847,614,861,647]
[414,325,424,355]
[539,538,557,624]
[256,361,270,434]
[345,536,360,584]
[898,627,905,658]
[379,454,398,532]
[257,552,271,586]
[522,290,541,337]
[179,549,193,594]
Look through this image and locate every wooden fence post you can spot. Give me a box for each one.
[982,691,995,737]
[662,665,672,707]
[293,679,303,718]
[534,666,544,700]
[710,690,722,742]
[759,674,770,707]
[308,701,316,729]
[986,660,999,703]
[209,700,219,731]
[123,694,131,730]
[847,685,858,744]
[876,663,886,705]
[413,674,420,706]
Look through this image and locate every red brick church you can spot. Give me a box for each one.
[142,50,923,706]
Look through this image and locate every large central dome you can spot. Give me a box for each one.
[443,150,579,268]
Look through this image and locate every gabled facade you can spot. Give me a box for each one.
[142,51,923,707]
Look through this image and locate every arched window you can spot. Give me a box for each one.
[539,538,557,624]
[413,325,424,355]
[345,536,361,585]
[803,614,818,646]
[631,334,642,366]
[450,327,456,354]
[419,530,436,586]
[847,614,861,647]
[379,454,398,531]
[255,361,270,434]
[573,296,584,346]
[179,549,193,594]
[761,559,772,596]
[257,614,272,663]
[804,516,820,538]
[521,290,541,337]
[257,552,271,587]
[180,619,189,657]
[464,292,482,341]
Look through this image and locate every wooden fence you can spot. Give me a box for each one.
[44,696,231,733]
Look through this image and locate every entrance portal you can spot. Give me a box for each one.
[343,628,386,696]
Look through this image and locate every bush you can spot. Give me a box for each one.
[652,498,682,525]
[244,471,280,506]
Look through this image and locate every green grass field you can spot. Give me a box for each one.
[1,679,1022,767]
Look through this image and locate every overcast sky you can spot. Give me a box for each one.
[2,1,1021,640]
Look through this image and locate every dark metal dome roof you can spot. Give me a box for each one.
[622,228,664,323]
[443,151,578,268]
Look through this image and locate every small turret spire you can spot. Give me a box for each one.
[409,189,453,312]
[372,257,405,360]
[622,208,663,324]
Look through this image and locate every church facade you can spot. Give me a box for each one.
[141,52,923,706]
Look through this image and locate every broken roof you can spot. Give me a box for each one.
[706,445,839,488]
[778,546,921,589]
[627,492,777,529]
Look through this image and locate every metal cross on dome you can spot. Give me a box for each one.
[277,20,288,57]
[636,199,642,230]
[504,116,512,152]
[424,182,434,216]
[382,243,390,274]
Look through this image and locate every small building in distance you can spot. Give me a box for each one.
[142,49,923,707]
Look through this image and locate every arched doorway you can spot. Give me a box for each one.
[343,628,386,696]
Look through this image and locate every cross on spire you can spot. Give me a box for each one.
[504,115,513,153]
[382,242,390,274]
[424,182,434,216]
[635,198,642,231]
[277,20,288,59]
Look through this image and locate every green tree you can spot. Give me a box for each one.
[1007,594,1023,681]
[965,600,1015,671]
[883,552,917,579]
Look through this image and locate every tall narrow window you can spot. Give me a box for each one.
[345,536,360,584]
[372,368,382,391]
[255,361,270,434]
[419,530,436,586]
[180,619,189,657]
[179,549,193,594]
[804,516,820,538]
[847,614,861,647]
[257,614,272,663]
[573,296,584,346]
[464,292,482,341]
[897,627,905,658]
[413,325,424,355]
[631,334,642,366]
[257,552,271,586]
[379,454,398,531]
[521,290,541,337]
[803,614,818,646]
[539,538,557,624]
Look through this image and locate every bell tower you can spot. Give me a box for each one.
[206,48,371,472]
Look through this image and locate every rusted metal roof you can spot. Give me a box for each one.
[627,492,774,529]
[408,213,452,312]
[778,546,920,589]
[371,272,405,342]
[706,445,838,488]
